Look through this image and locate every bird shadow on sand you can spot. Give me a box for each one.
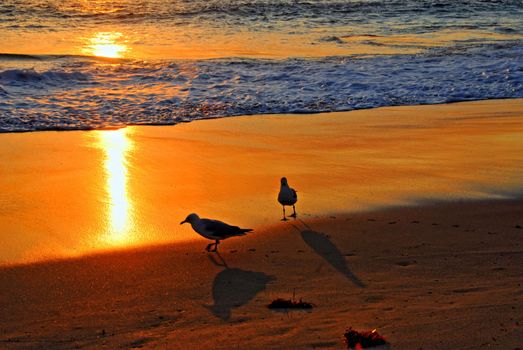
[206,252,275,321]
[291,220,366,288]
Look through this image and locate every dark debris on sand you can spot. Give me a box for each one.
[344,327,388,349]
[267,298,314,310]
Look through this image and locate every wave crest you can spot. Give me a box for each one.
[0,42,522,132]
[0,69,90,84]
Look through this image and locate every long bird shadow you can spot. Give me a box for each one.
[292,221,366,288]
[206,252,275,321]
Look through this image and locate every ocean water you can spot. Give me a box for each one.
[1,0,523,132]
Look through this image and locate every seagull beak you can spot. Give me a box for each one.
[180,219,187,225]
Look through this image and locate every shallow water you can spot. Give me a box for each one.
[1,0,523,131]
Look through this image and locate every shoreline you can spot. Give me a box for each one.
[1,97,522,134]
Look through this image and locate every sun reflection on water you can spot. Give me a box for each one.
[98,128,133,245]
[83,32,129,58]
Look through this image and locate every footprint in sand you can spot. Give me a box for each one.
[127,337,153,348]
[452,287,484,294]
[308,341,339,348]
[396,260,416,267]
[364,295,384,303]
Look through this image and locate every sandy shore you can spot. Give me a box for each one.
[1,99,523,264]
[1,199,522,349]
[1,99,523,349]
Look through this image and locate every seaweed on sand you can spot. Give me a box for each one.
[267,298,314,309]
[344,327,388,349]
[267,290,314,310]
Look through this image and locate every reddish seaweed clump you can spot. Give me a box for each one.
[344,327,388,349]
[267,298,314,309]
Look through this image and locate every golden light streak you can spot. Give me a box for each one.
[98,128,133,245]
[83,32,129,58]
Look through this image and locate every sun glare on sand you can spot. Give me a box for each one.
[98,128,133,245]
[83,32,128,58]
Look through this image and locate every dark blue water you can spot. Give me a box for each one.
[1,0,522,132]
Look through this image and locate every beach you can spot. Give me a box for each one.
[1,99,523,349]
[2,1,523,348]
[1,200,522,349]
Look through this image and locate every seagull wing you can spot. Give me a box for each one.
[291,188,297,200]
[201,219,253,239]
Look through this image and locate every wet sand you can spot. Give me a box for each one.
[1,99,523,349]
[1,99,523,264]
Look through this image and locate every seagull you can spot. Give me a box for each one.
[278,177,298,221]
[180,213,253,252]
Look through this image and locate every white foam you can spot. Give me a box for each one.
[0,43,522,132]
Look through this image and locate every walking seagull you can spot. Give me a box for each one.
[278,177,298,221]
[180,213,253,252]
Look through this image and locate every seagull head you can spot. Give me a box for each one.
[180,213,199,225]
[280,177,288,186]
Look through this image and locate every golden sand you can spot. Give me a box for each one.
[1,99,522,264]
[1,199,522,349]
[1,99,523,349]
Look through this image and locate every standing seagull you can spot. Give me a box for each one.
[278,177,298,221]
[180,213,253,252]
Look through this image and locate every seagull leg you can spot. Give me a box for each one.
[281,206,288,221]
[209,251,228,267]
[205,243,213,252]
[212,240,220,252]
[289,205,297,218]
